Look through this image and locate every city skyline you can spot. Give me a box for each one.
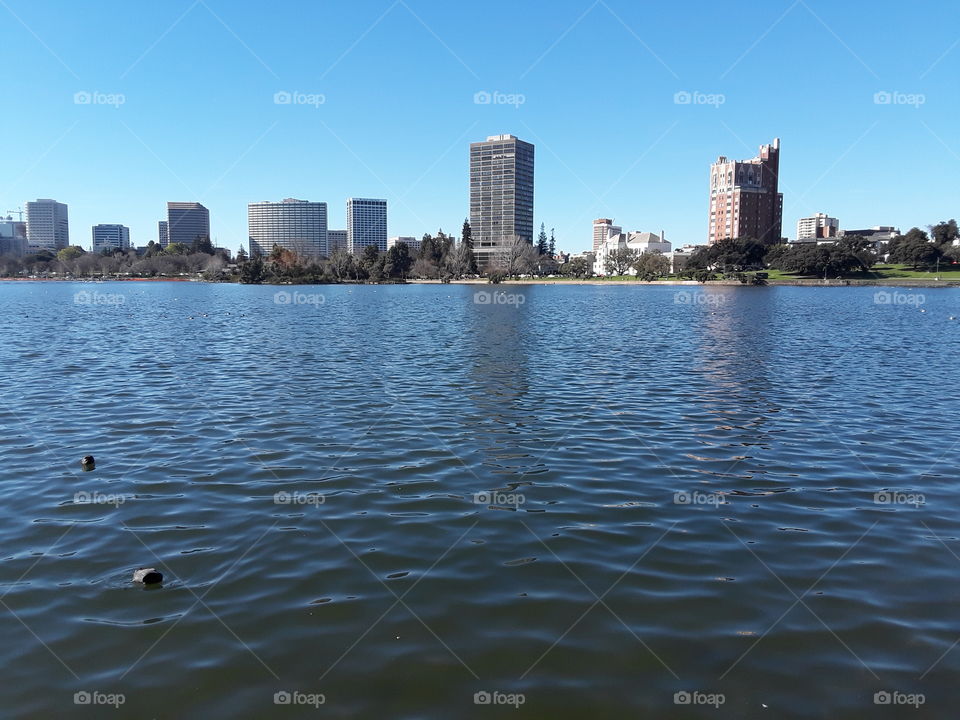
[2,1,956,254]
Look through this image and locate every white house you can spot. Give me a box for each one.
[593,231,671,275]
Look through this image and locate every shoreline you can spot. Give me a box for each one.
[3,277,958,289]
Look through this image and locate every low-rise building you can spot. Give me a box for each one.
[388,236,420,253]
[593,231,671,275]
[92,224,131,253]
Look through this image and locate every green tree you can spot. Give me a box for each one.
[634,251,670,280]
[888,228,940,269]
[384,242,413,279]
[191,235,214,255]
[536,223,549,255]
[930,219,958,247]
[604,247,637,276]
[239,256,265,284]
[57,246,85,262]
[236,246,248,263]
[461,219,478,274]
[548,228,556,256]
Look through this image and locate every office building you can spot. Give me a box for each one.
[0,216,27,256]
[91,224,130,252]
[797,213,839,240]
[708,138,782,244]
[593,218,622,252]
[158,220,168,248]
[166,202,210,248]
[327,230,347,254]
[248,198,328,258]
[469,134,535,268]
[346,198,387,254]
[26,199,69,251]
[388,236,420,253]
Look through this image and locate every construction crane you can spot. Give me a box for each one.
[5,207,24,221]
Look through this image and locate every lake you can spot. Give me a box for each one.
[0,280,957,718]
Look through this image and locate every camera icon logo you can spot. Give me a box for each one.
[274,691,292,704]
[274,291,292,305]
[274,90,292,105]
[673,90,692,105]
[473,91,492,105]
[474,691,492,704]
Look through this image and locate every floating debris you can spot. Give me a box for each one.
[132,567,163,584]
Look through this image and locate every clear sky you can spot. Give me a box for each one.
[2,0,957,253]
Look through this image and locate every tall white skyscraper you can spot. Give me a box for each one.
[248,199,328,258]
[346,198,387,254]
[91,224,130,252]
[26,199,69,251]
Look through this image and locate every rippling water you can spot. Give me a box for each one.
[1,280,958,717]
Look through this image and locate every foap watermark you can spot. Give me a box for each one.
[474,690,525,708]
[874,491,924,508]
[874,290,925,307]
[474,491,525,509]
[674,490,725,508]
[874,690,925,708]
[274,290,325,307]
[273,90,325,108]
[473,90,525,108]
[674,90,725,108]
[274,491,325,507]
[273,691,325,708]
[874,91,925,108]
[74,691,125,708]
[674,290,725,306]
[74,91,125,108]
[674,691,725,708]
[74,491,126,508]
[74,290,125,306]
[473,290,525,307]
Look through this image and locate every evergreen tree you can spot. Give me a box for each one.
[461,219,478,275]
[536,223,549,255]
[548,228,556,256]
[236,246,248,263]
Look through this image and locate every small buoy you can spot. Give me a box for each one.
[133,567,163,584]
[81,455,95,471]
[950,316,956,320]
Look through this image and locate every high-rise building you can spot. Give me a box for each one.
[248,198,328,258]
[91,224,130,252]
[708,138,782,244]
[346,198,387,254]
[796,213,838,240]
[166,202,210,248]
[0,216,27,257]
[593,218,621,252]
[327,230,347,254]
[469,134,535,268]
[158,220,168,248]
[26,199,69,251]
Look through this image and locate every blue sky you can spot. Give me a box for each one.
[1,0,957,253]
